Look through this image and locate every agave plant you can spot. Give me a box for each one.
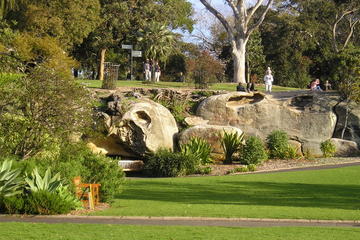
[220,131,245,164]
[181,137,213,165]
[0,160,23,197]
[25,168,62,193]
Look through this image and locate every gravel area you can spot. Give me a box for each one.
[207,157,360,176]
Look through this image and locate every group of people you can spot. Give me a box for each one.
[144,59,161,82]
[236,67,332,93]
[236,67,274,93]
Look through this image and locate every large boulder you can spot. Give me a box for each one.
[108,99,179,156]
[333,102,360,146]
[330,138,359,157]
[178,125,243,154]
[197,92,337,149]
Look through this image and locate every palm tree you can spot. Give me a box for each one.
[138,22,176,80]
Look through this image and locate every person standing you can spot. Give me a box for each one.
[264,69,274,93]
[154,62,161,82]
[144,59,152,81]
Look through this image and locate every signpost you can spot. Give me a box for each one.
[122,44,142,80]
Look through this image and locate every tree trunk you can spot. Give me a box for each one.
[99,48,107,81]
[341,99,350,139]
[232,40,246,83]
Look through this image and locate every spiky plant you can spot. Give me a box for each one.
[0,160,23,197]
[25,168,62,193]
[181,137,213,165]
[220,131,244,164]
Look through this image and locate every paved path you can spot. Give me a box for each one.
[0,215,359,228]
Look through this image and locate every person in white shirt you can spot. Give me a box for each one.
[264,68,274,93]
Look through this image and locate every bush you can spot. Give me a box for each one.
[240,136,268,165]
[181,137,213,165]
[195,166,212,175]
[220,131,244,164]
[144,148,200,177]
[266,130,299,159]
[320,140,336,158]
[25,190,75,215]
[247,164,257,172]
[0,195,25,214]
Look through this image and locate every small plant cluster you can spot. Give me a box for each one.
[0,160,81,214]
[220,130,302,169]
[144,137,213,177]
[320,140,336,158]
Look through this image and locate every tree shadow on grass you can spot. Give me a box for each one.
[115,181,360,210]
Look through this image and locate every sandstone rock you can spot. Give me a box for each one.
[184,116,209,126]
[109,99,178,156]
[302,140,323,158]
[178,125,243,154]
[330,138,359,157]
[197,92,337,144]
[87,136,136,157]
[333,102,360,146]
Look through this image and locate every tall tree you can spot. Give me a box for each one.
[199,0,274,83]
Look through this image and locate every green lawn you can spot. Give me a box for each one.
[1,223,360,240]
[77,79,299,92]
[92,166,360,220]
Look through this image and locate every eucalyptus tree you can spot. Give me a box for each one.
[199,0,274,83]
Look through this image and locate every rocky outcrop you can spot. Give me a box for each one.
[90,95,178,157]
[197,92,338,149]
[178,125,243,154]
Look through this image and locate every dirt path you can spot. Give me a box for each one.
[0,215,359,227]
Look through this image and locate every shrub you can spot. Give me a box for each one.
[25,190,75,215]
[144,148,200,177]
[266,130,299,159]
[247,164,257,172]
[0,195,25,214]
[220,131,244,164]
[320,140,336,158]
[240,136,268,165]
[181,137,213,165]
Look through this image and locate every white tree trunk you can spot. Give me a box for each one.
[232,39,247,83]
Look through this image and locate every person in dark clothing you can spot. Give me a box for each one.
[236,83,246,92]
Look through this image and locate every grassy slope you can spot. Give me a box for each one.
[92,166,360,220]
[1,223,360,240]
[77,79,299,92]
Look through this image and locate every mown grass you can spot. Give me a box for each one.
[92,166,360,220]
[77,79,299,92]
[1,223,360,240]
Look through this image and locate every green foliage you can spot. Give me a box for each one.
[6,0,101,49]
[25,190,75,215]
[320,140,336,158]
[25,168,62,193]
[195,166,212,175]
[227,166,249,174]
[181,137,213,165]
[266,130,291,159]
[0,66,92,158]
[0,195,25,214]
[0,160,23,197]
[155,98,190,130]
[240,136,268,165]
[220,131,245,164]
[144,148,200,177]
[247,164,257,172]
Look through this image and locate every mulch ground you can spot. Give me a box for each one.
[205,157,360,176]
